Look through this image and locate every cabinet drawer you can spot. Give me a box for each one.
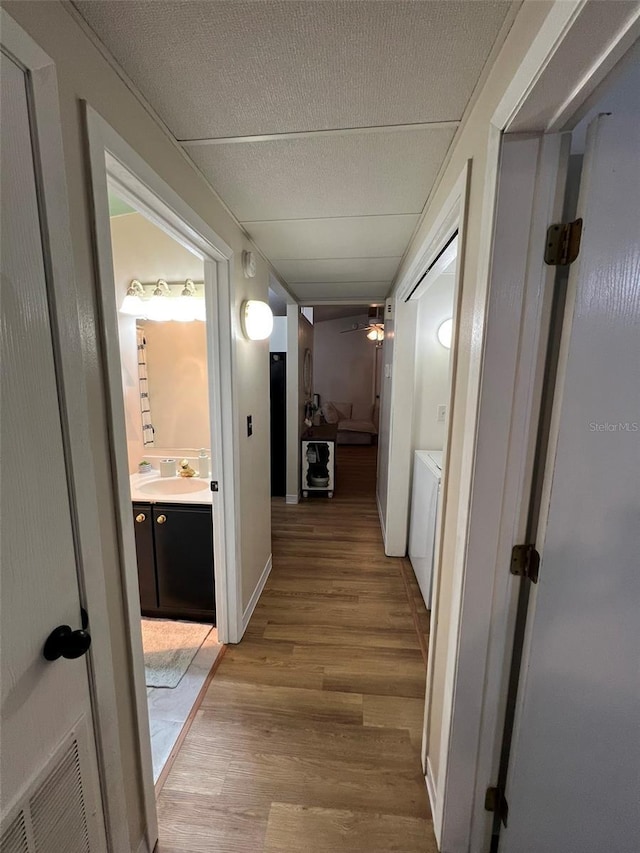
[153,504,215,617]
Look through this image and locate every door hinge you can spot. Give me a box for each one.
[210,481,219,492]
[510,543,540,583]
[485,785,509,827]
[544,218,582,266]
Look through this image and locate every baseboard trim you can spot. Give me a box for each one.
[136,834,152,853]
[242,554,272,633]
[285,493,299,504]
[376,490,386,545]
[426,757,441,844]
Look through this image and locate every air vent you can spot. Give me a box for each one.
[1,811,29,853]
[1,734,93,853]
[31,739,90,853]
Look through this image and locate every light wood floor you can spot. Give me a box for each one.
[157,446,436,852]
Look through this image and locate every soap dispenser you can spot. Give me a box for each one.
[198,449,210,479]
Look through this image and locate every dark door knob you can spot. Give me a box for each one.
[43,625,92,661]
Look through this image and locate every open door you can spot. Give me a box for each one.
[1,52,106,849]
[499,112,640,852]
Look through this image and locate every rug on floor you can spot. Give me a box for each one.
[141,619,213,688]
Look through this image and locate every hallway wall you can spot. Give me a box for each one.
[413,272,455,452]
[3,1,275,846]
[383,0,556,817]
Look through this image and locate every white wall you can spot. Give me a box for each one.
[375,0,555,810]
[376,301,395,534]
[3,2,274,845]
[269,316,288,352]
[413,272,455,451]
[285,308,314,502]
[313,313,377,416]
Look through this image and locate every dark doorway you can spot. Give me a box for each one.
[270,353,286,496]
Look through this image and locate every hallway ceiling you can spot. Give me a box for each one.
[74,0,515,302]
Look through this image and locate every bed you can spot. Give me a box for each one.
[322,401,378,446]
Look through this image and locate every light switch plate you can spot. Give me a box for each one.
[437,404,447,423]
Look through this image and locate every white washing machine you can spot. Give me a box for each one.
[408,450,442,609]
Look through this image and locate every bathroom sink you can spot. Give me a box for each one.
[138,477,207,496]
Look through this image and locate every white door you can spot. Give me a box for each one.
[501,112,640,852]
[0,52,106,850]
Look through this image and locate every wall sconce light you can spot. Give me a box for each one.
[241,300,273,340]
[437,318,453,349]
[120,280,145,316]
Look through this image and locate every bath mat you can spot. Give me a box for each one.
[141,619,212,688]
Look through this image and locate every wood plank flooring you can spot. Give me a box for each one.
[157,446,436,852]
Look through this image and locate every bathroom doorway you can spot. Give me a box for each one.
[109,191,224,784]
[85,107,241,846]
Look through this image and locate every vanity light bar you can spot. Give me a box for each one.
[120,279,206,321]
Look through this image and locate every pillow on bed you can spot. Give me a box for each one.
[323,402,339,424]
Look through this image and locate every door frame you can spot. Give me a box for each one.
[84,106,242,850]
[429,3,640,851]
[381,162,470,559]
[0,11,130,851]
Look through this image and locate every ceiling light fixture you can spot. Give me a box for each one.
[241,300,273,340]
[437,318,453,349]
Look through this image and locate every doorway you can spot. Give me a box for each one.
[313,303,383,448]
[85,107,241,850]
[108,190,225,784]
[406,237,457,613]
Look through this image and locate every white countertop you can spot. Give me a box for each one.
[129,471,212,505]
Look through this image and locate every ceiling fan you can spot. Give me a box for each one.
[341,306,385,342]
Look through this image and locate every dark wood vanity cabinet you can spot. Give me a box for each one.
[132,502,215,623]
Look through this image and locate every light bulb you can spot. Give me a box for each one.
[367,329,378,341]
[145,280,172,321]
[120,280,146,316]
[120,293,145,316]
[172,299,197,322]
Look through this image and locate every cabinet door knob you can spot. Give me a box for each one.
[135,513,146,523]
[156,514,167,524]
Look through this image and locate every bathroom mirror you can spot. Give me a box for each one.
[137,319,210,450]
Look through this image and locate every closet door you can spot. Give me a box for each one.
[501,112,640,852]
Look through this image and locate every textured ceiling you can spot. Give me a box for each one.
[185,127,455,221]
[75,1,512,139]
[75,0,514,302]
